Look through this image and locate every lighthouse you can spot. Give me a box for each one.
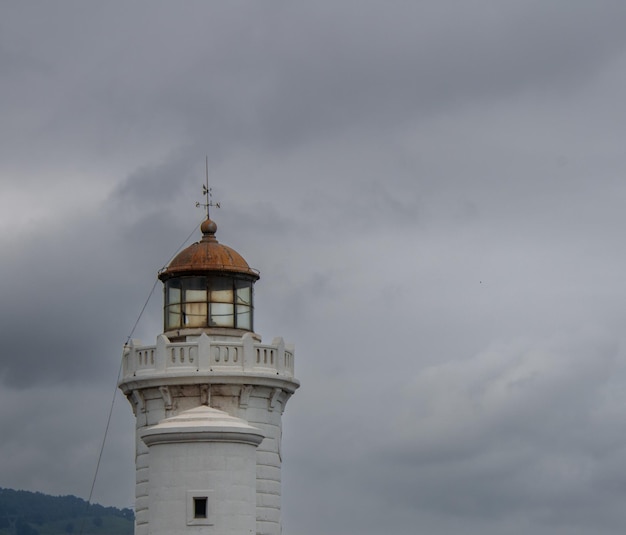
[118,213,299,535]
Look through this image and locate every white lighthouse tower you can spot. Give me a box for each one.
[118,213,299,535]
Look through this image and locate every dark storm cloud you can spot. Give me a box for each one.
[240,2,626,146]
[0,191,193,386]
[4,2,626,172]
[0,216,136,386]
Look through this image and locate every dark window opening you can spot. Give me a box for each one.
[194,497,208,519]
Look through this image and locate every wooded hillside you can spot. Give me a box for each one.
[0,488,133,535]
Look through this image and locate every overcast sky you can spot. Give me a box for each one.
[2,2,626,534]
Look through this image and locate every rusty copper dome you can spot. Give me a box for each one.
[158,218,259,281]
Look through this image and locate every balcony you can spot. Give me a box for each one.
[121,332,295,382]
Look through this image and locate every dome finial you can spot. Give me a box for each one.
[200,217,218,240]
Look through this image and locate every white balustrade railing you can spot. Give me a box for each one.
[122,332,295,380]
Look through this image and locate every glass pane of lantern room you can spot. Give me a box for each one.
[167,304,181,330]
[184,302,207,327]
[167,283,182,305]
[210,303,234,327]
[210,277,234,303]
[183,277,207,328]
[236,284,251,306]
[236,305,251,330]
[165,282,182,329]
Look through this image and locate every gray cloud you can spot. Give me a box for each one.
[3,2,626,534]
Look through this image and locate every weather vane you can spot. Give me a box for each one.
[195,156,220,218]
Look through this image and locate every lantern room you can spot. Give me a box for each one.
[158,217,260,339]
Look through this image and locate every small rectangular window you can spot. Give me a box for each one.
[194,497,207,519]
[187,490,213,526]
